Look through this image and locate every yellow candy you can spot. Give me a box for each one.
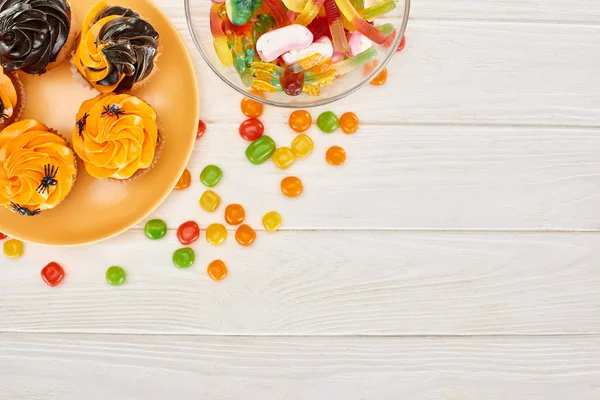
[252,79,280,92]
[200,190,221,212]
[291,134,314,158]
[3,239,23,259]
[262,211,282,232]
[302,84,320,96]
[272,147,296,169]
[293,53,323,72]
[206,223,227,245]
[253,69,276,81]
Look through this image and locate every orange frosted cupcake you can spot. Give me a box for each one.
[0,120,77,216]
[72,93,161,181]
[0,65,25,131]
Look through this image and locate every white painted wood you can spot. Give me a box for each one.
[2,231,600,334]
[2,334,600,400]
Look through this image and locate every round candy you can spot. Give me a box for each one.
[207,259,228,281]
[206,223,227,245]
[317,111,339,133]
[235,224,256,246]
[197,119,207,139]
[200,190,221,212]
[200,165,223,187]
[239,118,264,141]
[291,134,313,158]
[241,97,264,118]
[397,35,406,52]
[281,176,303,198]
[326,146,346,166]
[262,211,282,232]
[340,112,359,134]
[174,169,192,190]
[370,67,388,86]
[3,239,23,258]
[106,266,126,286]
[41,262,65,287]
[246,135,276,164]
[272,147,296,169]
[289,110,312,132]
[225,204,245,225]
[144,219,167,240]
[0,232,6,240]
[173,248,195,268]
[177,221,200,245]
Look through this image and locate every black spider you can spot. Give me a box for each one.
[36,164,59,194]
[10,203,40,216]
[101,104,126,119]
[76,113,89,137]
[0,98,8,120]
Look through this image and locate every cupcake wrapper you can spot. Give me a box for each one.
[0,72,27,131]
[46,2,80,72]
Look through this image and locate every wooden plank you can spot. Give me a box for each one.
[2,231,600,334]
[2,333,599,399]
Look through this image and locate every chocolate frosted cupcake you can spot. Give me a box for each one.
[0,0,78,74]
[73,1,160,93]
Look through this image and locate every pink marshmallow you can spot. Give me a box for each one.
[256,25,314,62]
[348,31,373,56]
[211,0,225,3]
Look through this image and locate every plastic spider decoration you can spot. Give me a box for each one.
[76,113,89,137]
[36,164,58,194]
[10,202,40,216]
[101,104,126,119]
[0,98,9,120]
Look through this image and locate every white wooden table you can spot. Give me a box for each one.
[2,1,600,398]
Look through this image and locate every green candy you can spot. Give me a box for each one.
[375,23,395,36]
[173,248,195,269]
[144,219,167,240]
[106,266,126,286]
[317,111,340,133]
[200,165,223,187]
[226,0,262,26]
[246,135,276,165]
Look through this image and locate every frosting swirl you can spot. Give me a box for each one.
[72,93,158,180]
[0,119,76,215]
[0,65,17,123]
[73,2,159,93]
[0,0,72,74]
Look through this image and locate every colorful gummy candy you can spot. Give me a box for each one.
[106,266,126,286]
[241,96,264,117]
[173,248,195,268]
[370,67,387,86]
[197,119,207,139]
[144,219,167,240]
[291,134,313,157]
[177,221,200,245]
[262,211,282,232]
[239,118,265,141]
[207,259,228,281]
[326,145,346,165]
[200,190,221,212]
[41,262,65,287]
[200,165,223,187]
[0,232,6,240]
[175,169,192,190]
[340,112,359,134]
[246,135,276,164]
[281,176,304,197]
[206,223,228,245]
[225,204,246,225]
[317,111,339,133]
[3,239,23,258]
[235,224,257,246]
[272,147,296,169]
[397,35,406,52]
[289,110,312,132]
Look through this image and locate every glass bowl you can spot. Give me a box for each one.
[185,0,410,108]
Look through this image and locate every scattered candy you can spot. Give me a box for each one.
[197,120,207,139]
[175,169,192,190]
[206,223,228,245]
[235,224,257,246]
[326,145,346,165]
[262,211,282,232]
[144,219,167,240]
[239,118,265,141]
[291,133,313,158]
[289,110,312,132]
[3,239,23,259]
[281,176,304,197]
[256,25,313,62]
[207,259,228,281]
[317,111,339,133]
[0,232,6,240]
[41,262,65,287]
[370,67,387,85]
[106,266,126,286]
[272,147,296,169]
[200,190,221,212]
[173,248,195,268]
[225,204,246,225]
[200,165,223,187]
[177,221,200,245]
[241,97,264,117]
[246,135,276,164]
[340,112,359,134]
[397,35,406,52]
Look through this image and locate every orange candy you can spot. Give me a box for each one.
[235,224,256,246]
[174,168,192,190]
[340,112,359,134]
[281,176,303,197]
[288,110,312,133]
[326,146,346,166]
[240,97,264,118]
[370,68,388,86]
[225,204,245,225]
[207,259,228,281]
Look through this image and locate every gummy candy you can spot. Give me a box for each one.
[207,259,228,281]
[370,67,387,85]
[197,120,207,139]
[317,111,339,133]
[106,266,126,286]
[41,262,65,287]
[239,118,265,141]
[175,169,192,190]
[262,211,282,232]
[326,145,346,165]
[235,224,257,246]
[200,165,223,187]
[3,239,23,258]
[173,248,195,268]
[200,190,222,212]
[225,204,246,225]
[177,221,200,245]
[241,97,264,117]
[272,147,296,169]
[281,176,303,197]
[144,219,167,240]
[289,110,312,132]
[340,112,359,133]
[206,223,228,245]
[246,135,276,164]
[291,133,314,157]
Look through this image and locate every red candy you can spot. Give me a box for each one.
[281,66,305,96]
[306,17,330,40]
[41,262,65,287]
[397,35,406,52]
[0,232,6,240]
[197,120,207,139]
[239,118,264,141]
[177,221,200,245]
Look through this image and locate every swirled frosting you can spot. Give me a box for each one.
[73,1,159,93]
[0,65,17,123]
[72,93,158,180]
[0,119,76,215]
[0,0,72,74]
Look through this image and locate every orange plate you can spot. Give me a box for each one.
[0,0,199,246]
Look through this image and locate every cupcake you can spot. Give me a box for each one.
[0,0,78,74]
[72,1,160,93]
[0,119,77,216]
[72,93,161,181]
[0,65,25,130]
